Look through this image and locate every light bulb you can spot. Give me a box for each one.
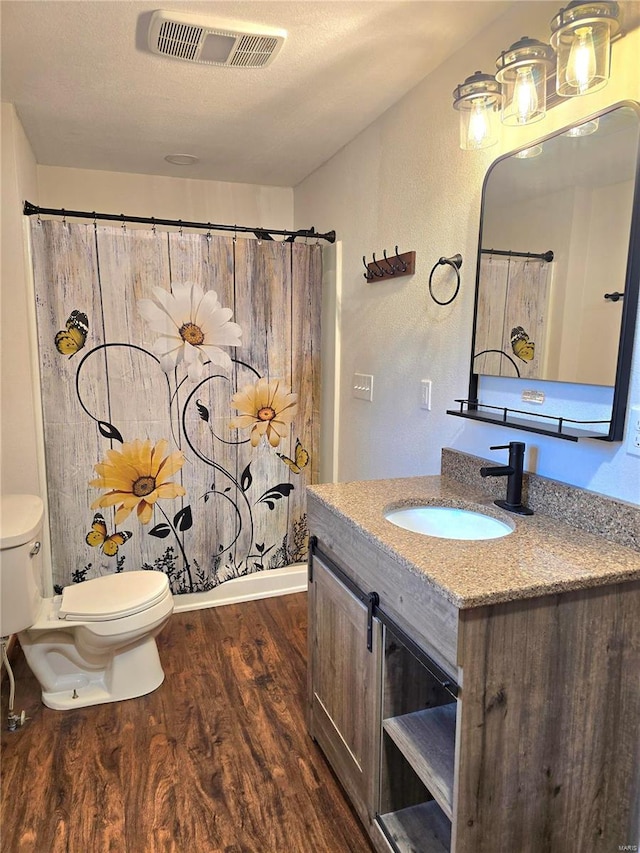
[566,26,597,93]
[512,66,539,124]
[467,100,490,149]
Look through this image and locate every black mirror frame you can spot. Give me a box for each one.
[448,100,640,442]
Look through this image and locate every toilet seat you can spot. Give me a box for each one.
[59,571,170,621]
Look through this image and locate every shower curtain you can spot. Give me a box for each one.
[474,256,552,379]
[30,219,321,595]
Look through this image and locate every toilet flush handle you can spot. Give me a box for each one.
[29,541,41,557]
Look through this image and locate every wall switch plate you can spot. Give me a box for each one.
[626,405,640,458]
[353,373,373,401]
[420,379,432,410]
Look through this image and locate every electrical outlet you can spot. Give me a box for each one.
[353,373,373,401]
[626,405,640,458]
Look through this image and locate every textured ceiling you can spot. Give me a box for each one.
[1,1,512,186]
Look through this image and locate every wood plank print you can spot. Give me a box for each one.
[30,220,321,594]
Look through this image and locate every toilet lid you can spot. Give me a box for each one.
[59,571,170,621]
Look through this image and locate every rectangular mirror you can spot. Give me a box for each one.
[449,102,640,441]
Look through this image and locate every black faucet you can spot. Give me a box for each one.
[480,441,534,515]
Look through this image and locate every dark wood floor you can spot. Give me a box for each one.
[1,592,374,853]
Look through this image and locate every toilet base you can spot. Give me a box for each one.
[25,633,166,710]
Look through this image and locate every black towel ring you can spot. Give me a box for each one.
[428,254,462,306]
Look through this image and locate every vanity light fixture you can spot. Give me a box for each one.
[495,36,554,125]
[452,71,502,150]
[550,1,620,96]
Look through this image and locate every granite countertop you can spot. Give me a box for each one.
[307,475,640,609]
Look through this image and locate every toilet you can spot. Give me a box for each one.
[0,494,174,710]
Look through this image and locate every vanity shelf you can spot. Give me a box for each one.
[379,801,452,853]
[447,399,612,442]
[383,704,456,819]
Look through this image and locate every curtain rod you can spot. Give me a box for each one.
[481,247,554,262]
[22,200,336,244]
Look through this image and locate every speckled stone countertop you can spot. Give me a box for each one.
[307,474,640,609]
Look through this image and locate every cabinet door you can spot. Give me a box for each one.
[308,554,382,825]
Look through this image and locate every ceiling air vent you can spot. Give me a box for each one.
[148,11,286,68]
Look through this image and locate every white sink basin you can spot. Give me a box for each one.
[384,505,514,541]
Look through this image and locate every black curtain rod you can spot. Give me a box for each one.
[23,201,336,244]
[481,247,554,262]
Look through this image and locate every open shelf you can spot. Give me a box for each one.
[383,704,457,820]
[447,400,613,442]
[378,801,451,853]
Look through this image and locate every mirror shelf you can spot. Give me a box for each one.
[447,400,613,442]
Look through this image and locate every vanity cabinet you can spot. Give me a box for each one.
[307,496,640,853]
[307,551,382,827]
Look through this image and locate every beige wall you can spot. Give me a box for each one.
[1,103,40,496]
[294,4,640,503]
[36,166,293,231]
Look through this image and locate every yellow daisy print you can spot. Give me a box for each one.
[230,378,298,448]
[89,439,186,525]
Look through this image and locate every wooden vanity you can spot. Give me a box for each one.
[306,471,640,853]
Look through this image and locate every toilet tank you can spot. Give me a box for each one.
[0,495,45,637]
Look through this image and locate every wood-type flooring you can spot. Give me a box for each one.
[1,592,374,853]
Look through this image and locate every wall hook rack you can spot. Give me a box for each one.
[363,246,416,282]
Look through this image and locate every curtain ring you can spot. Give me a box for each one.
[61,209,67,227]
[120,214,126,232]
[92,211,98,233]
[233,224,237,244]
[428,254,462,306]
[178,219,183,236]
[151,216,157,235]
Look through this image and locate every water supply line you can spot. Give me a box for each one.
[1,638,27,731]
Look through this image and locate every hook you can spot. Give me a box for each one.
[92,212,97,233]
[178,219,183,236]
[233,224,237,245]
[372,253,386,276]
[120,213,126,232]
[61,209,67,227]
[394,246,407,272]
[382,249,396,275]
[151,216,157,235]
[363,256,374,280]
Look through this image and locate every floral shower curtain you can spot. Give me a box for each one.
[30,219,321,594]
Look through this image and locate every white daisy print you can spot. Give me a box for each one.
[138,282,242,381]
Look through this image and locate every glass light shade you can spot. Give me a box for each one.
[550,2,620,96]
[496,37,554,126]
[514,144,543,159]
[453,71,502,150]
[563,117,600,136]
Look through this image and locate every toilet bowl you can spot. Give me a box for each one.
[0,494,174,710]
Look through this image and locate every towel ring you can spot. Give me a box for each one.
[428,254,462,306]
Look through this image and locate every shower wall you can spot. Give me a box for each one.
[30,219,321,594]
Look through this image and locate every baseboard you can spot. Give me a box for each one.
[172,564,308,613]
